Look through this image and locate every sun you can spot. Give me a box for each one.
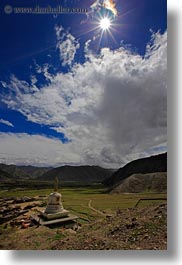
[99,17,111,31]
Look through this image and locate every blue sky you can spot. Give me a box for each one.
[0,0,167,167]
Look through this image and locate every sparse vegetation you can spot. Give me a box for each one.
[0,187,167,250]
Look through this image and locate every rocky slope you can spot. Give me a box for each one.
[104,153,167,188]
[51,203,167,250]
[110,172,167,194]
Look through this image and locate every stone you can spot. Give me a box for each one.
[13,197,35,204]
[21,222,30,229]
[41,209,70,221]
[31,213,78,225]
[65,228,77,235]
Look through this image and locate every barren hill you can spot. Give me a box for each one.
[104,153,167,188]
[110,172,167,194]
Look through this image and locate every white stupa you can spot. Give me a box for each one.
[40,177,69,220]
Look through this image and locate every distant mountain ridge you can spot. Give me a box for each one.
[0,164,51,180]
[104,153,167,188]
[18,165,52,179]
[0,153,167,189]
[0,163,114,186]
[40,165,113,185]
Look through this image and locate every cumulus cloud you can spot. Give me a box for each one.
[0,119,14,127]
[0,31,167,167]
[0,132,124,168]
[55,25,80,67]
[0,133,80,166]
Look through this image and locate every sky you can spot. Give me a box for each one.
[0,0,167,168]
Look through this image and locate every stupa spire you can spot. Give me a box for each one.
[54,176,59,192]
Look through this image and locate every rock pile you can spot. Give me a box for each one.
[0,196,45,227]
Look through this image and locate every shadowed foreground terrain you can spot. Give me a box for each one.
[0,188,167,250]
[58,204,166,250]
[0,203,167,250]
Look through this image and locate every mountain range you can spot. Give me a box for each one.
[0,163,51,180]
[0,152,167,192]
[39,165,113,185]
[0,163,114,187]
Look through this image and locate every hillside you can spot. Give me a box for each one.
[104,153,167,188]
[0,168,14,183]
[110,172,167,194]
[18,165,52,179]
[0,164,29,180]
[40,165,113,185]
[0,164,51,180]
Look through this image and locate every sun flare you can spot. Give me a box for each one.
[100,17,111,31]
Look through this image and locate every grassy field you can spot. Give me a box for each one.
[0,187,167,221]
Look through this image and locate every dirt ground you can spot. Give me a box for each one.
[51,203,167,250]
[0,197,167,250]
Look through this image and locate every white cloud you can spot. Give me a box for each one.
[0,119,14,127]
[0,31,167,167]
[0,133,80,166]
[55,25,80,67]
